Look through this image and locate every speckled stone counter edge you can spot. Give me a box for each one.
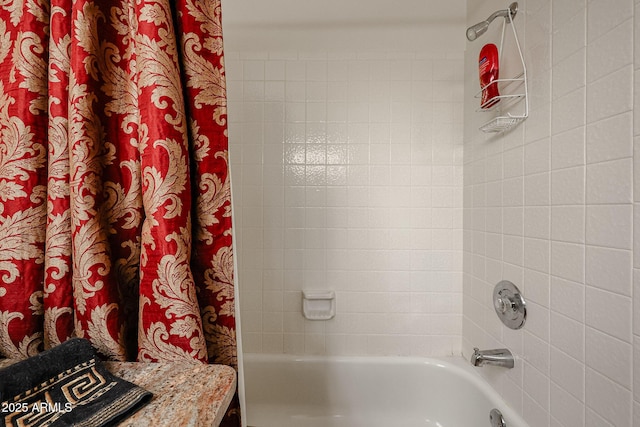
[0,359,237,427]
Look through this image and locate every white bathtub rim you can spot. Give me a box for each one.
[243,353,529,427]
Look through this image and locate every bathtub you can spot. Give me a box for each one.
[243,353,529,427]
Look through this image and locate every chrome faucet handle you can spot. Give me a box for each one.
[493,281,526,330]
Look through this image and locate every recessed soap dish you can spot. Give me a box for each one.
[302,290,336,320]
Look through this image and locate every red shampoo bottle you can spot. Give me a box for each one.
[478,43,500,108]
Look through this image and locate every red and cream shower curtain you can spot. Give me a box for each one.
[0,0,239,424]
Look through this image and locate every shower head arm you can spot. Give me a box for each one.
[485,2,517,25]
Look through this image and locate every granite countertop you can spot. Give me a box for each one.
[0,359,237,427]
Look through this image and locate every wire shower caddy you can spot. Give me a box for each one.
[474,10,528,133]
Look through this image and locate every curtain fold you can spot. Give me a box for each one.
[0,0,238,424]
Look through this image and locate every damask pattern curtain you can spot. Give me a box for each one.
[0,0,238,424]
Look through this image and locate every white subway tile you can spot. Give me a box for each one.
[527,31,552,76]
[550,382,585,427]
[585,408,616,427]
[243,60,265,81]
[323,334,347,355]
[552,88,586,135]
[553,0,585,35]
[306,61,327,82]
[587,0,633,43]
[525,331,551,375]
[225,57,243,81]
[486,181,502,208]
[268,51,297,61]
[524,237,550,273]
[265,82,285,103]
[242,310,263,333]
[503,146,524,178]
[587,19,633,84]
[551,127,585,170]
[551,312,584,362]
[586,158,633,204]
[586,112,632,164]
[551,205,585,244]
[265,60,285,80]
[525,138,551,175]
[551,241,585,283]
[551,166,585,205]
[525,206,550,239]
[299,53,327,61]
[550,347,585,401]
[502,376,524,419]
[524,362,550,411]
[524,268,550,307]
[525,172,550,206]
[636,71,640,136]
[525,301,550,342]
[327,61,348,81]
[263,312,284,333]
[243,82,264,103]
[635,336,640,403]
[550,276,585,323]
[285,102,305,123]
[525,103,552,143]
[587,65,633,123]
[504,235,524,266]
[529,66,553,112]
[342,334,368,354]
[524,391,550,426]
[286,81,306,102]
[242,333,262,353]
[586,326,632,388]
[553,48,586,99]
[636,270,640,334]
[585,246,632,296]
[283,312,304,333]
[586,368,632,427]
[586,204,632,249]
[304,333,326,354]
[585,286,632,341]
[285,61,306,81]
[304,316,326,334]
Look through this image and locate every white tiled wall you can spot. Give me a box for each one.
[463,0,638,426]
[227,51,464,357]
[635,0,640,425]
[226,0,639,425]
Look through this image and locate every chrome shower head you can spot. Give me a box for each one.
[466,2,518,41]
[466,21,490,41]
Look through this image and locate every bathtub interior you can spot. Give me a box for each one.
[244,354,528,427]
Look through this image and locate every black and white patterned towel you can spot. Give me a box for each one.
[0,338,152,427]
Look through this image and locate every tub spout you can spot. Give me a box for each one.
[471,347,514,369]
